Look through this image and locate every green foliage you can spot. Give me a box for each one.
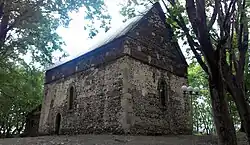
[82,0,111,38]
[0,0,111,67]
[0,0,111,137]
[119,0,158,21]
[0,64,43,136]
[188,61,215,134]
[188,61,242,134]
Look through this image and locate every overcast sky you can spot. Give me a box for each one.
[56,1,124,58]
[53,1,189,68]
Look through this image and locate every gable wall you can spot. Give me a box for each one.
[125,5,187,77]
[119,4,191,134]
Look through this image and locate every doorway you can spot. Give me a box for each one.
[55,113,61,135]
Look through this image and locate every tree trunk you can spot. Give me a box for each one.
[225,72,250,143]
[239,84,250,133]
[230,87,250,144]
[209,75,237,145]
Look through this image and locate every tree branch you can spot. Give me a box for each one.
[0,11,9,47]
[207,1,219,31]
[193,0,216,68]
[236,0,247,81]
[237,25,248,80]
[223,0,237,28]
[186,0,198,36]
[229,20,234,72]
[0,2,4,20]
[223,0,236,39]
[217,1,225,38]
[223,0,228,13]
[148,0,154,4]
[163,0,209,74]
[0,0,44,45]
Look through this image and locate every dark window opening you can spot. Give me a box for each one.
[158,79,167,107]
[55,113,61,135]
[69,86,74,110]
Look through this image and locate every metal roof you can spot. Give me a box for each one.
[46,8,149,70]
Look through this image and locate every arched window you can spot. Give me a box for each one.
[158,79,168,107]
[68,86,74,110]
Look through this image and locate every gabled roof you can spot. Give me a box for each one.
[45,2,188,84]
[47,10,147,71]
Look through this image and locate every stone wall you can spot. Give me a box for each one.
[39,55,190,136]
[39,2,190,136]
[39,57,127,135]
[126,5,187,77]
[122,56,190,135]
[118,5,190,135]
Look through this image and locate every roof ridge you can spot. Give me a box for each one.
[46,4,158,71]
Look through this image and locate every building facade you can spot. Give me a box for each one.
[38,2,190,135]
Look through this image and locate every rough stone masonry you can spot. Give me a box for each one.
[38,2,190,136]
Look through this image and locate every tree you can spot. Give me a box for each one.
[121,0,250,144]
[188,62,215,134]
[188,61,242,135]
[0,66,43,137]
[0,0,111,67]
[0,0,111,137]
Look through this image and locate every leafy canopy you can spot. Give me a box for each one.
[0,0,111,137]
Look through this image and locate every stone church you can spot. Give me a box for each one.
[38,2,190,135]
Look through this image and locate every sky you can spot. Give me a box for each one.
[54,0,189,68]
[56,1,125,59]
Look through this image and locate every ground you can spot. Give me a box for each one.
[0,133,248,145]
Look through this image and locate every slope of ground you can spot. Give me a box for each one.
[0,133,248,145]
